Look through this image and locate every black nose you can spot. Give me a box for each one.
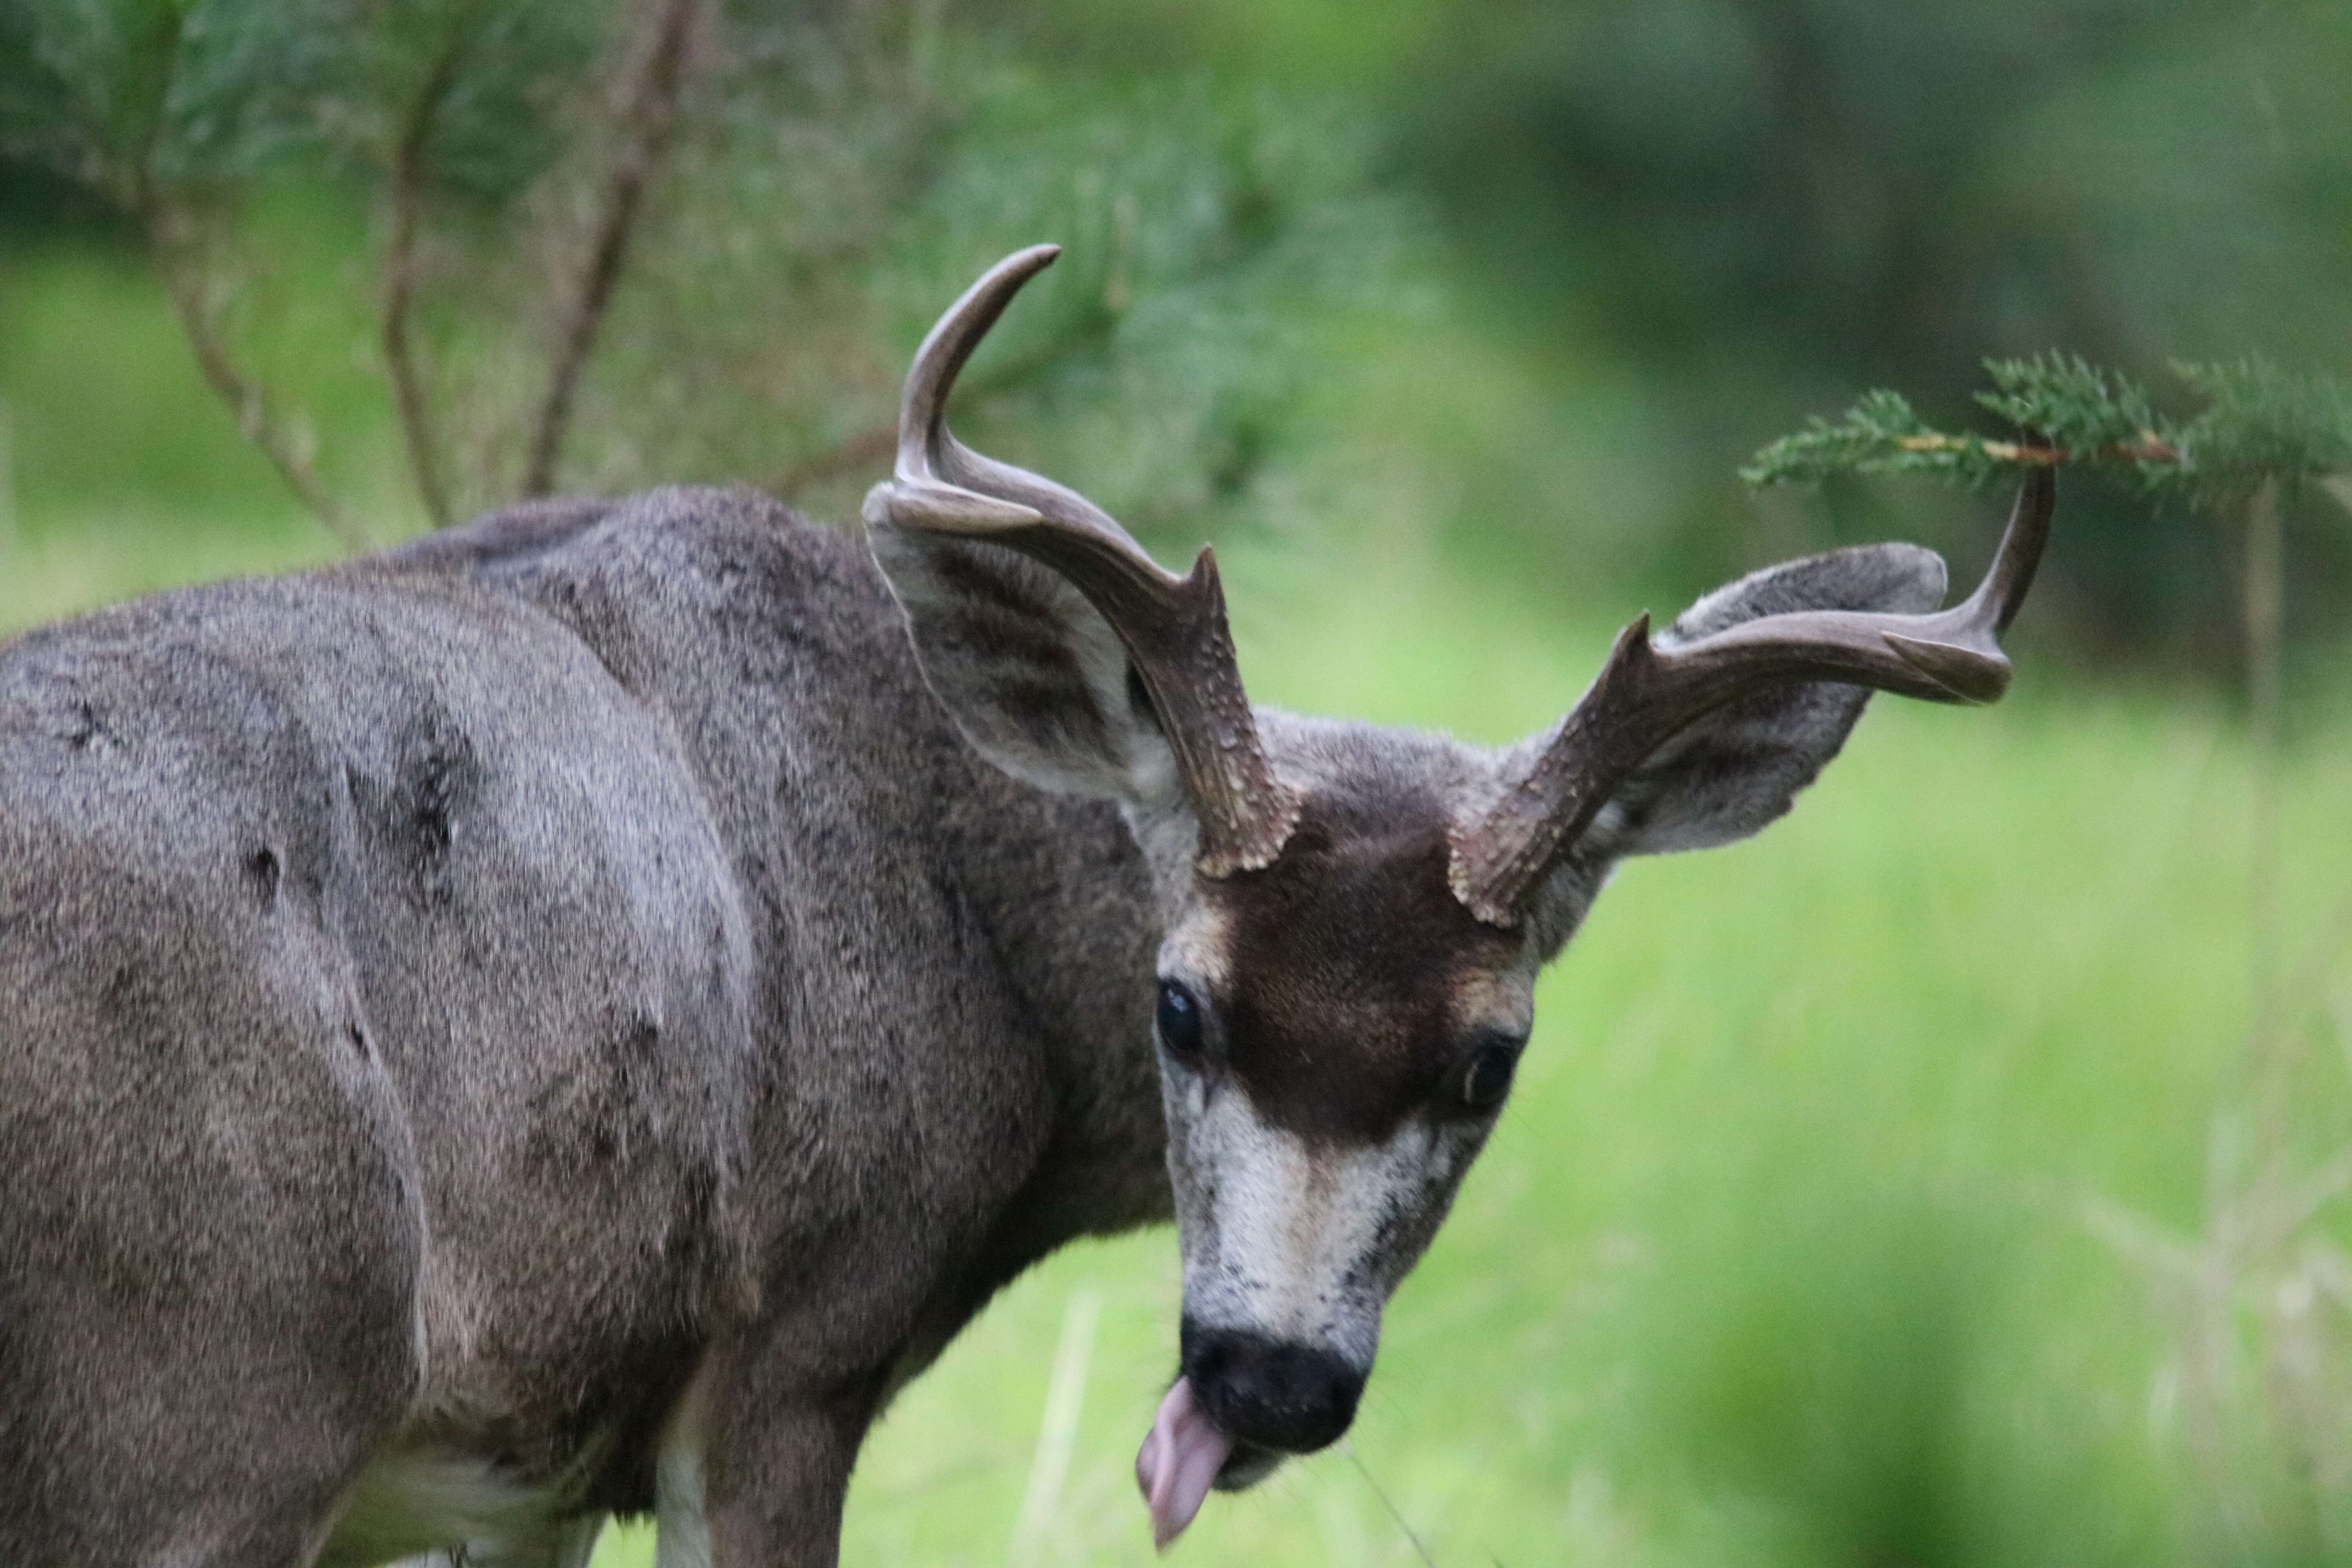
[1181,1321,1365,1454]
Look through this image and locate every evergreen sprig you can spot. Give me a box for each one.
[1743,353,2352,512]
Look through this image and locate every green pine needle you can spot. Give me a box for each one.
[1744,354,2352,514]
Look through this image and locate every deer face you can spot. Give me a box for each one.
[865,247,2051,1545]
[1142,724,1535,1478]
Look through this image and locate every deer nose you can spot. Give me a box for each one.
[1180,1323,1365,1454]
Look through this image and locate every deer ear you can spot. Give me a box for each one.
[1575,543,1950,862]
[870,526,1183,807]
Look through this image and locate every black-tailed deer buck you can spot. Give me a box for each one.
[0,245,2050,1565]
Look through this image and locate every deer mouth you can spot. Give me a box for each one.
[1129,1377,1247,1548]
[1212,1437,1285,1490]
[1134,1374,1306,1549]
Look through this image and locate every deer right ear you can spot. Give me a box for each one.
[869,524,1184,808]
[1572,542,1951,864]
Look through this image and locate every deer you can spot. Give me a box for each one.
[0,243,2051,1567]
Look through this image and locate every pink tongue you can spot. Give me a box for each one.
[1134,1377,1234,1551]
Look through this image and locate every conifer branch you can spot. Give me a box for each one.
[1745,353,2352,513]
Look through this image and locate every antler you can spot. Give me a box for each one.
[1450,466,2056,926]
[863,245,1301,875]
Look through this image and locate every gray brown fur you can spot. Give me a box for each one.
[0,489,1167,1565]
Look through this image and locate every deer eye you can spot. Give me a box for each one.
[1446,1039,1522,1113]
[1156,980,1206,1062]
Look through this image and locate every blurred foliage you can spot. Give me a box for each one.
[1404,1,2352,375]
[1390,0,2352,662]
[6,0,2352,660]
[0,0,1416,539]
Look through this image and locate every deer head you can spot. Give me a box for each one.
[864,246,2052,1546]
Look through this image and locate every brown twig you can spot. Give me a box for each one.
[112,6,366,552]
[382,40,470,528]
[148,201,371,553]
[521,0,701,497]
[1893,432,2183,466]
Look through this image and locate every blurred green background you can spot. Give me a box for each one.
[4,1,2351,1564]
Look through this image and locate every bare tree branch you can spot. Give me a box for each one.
[100,4,368,552]
[382,41,470,529]
[146,200,372,554]
[521,0,701,498]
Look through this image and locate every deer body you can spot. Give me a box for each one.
[0,249,2052,1565]
[0,490,1173,1564]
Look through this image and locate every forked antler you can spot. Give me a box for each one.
[1450,466,2056,925]
[863,245,1302,875]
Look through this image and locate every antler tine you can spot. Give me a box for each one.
[865,247,1302,875]
[893,244,1056,503]
[1450,466,2056,926]
[1957,453,2054,638]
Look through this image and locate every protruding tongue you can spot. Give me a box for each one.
[1134,1377,1234,1551]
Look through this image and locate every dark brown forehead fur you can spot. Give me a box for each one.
[1209,770,1519,1145]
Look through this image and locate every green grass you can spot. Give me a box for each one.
[6,250,2350,1568]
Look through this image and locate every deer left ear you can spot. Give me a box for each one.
[870,525,1182,808]
[1573,543,1949,863]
